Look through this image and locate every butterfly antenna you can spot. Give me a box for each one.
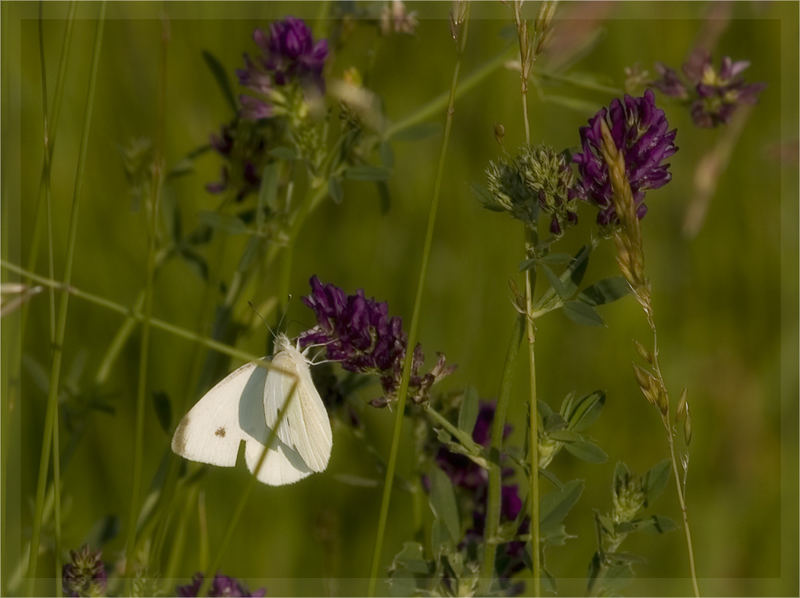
[248,300,277,339]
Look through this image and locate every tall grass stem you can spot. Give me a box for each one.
[367,8,470,595]
[25,5,105,592]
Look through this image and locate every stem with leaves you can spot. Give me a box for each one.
[366,5,470,595]
[512,2,557,593]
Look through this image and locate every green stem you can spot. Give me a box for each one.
[664,418,700,597]
[26,6,105,592]
[0,260,270,368]
[124,15,167,587]
[478,313,524,594]
[534,70,622,96]
[525,268,540,597]
[382,43,511,141]
[196,379,299,597]
[512,0,542,590]
[366,8,471,596]
[643,310,700,598]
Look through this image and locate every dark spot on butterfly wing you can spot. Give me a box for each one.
[215,427,226,437]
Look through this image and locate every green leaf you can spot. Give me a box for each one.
[152,391,172,434]
[391,122,442,142]
[344,165,391,181]
[547,429,581,443]
[542,567,558,594]
[533,244,592,311]
[579,276,631,306]
[197,211,248,235]
[563,439,608,463]
[563,300,605,327]
[257,163,280,215]
[538,252,572,265]
[617,514,677,535]
[565,390,605,432]
[471,182,502,211]
[542,264,570,300]
[179,248,209,281]
[269,146,298,160]
[644,459,670,504]
[428,468,460,542]
[391,542,429,575]
[201,50,237,113]
[540,479,584,531]
[328,177,343,205]
[457,387,479,435]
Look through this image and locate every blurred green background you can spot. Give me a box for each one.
[2,1,798,596]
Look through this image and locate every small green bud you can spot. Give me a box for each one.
[612,470,646,524]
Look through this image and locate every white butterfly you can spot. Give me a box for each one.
[171,333,332,485]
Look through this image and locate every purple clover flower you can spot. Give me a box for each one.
[299,276,454,406]
[237,17,328,121]
[573,89,678,227]
[260,18,327,85]
[61,545,107,597]
[653,52,765,128]
[176,573,266,597]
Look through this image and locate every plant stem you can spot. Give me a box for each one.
[0,260,271,369]
[478,313,524,594]
[26,5,105,592]
[512,1,544,592]
[366,8,470,596]
[642,308,700,598]
[525,267,540,597]
[383,43,511,141]
[124,14,168,587]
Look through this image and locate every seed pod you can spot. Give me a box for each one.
[632,363,658,406]
[676,388,688,422]
[656,390,669,416]
[633,339,653,365]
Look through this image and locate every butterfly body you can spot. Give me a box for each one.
[171,333,332,485]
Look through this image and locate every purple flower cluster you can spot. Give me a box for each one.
[573,89,678,227]
[653,52,765,128]
[61,545,106,598]
[436,402,527,592]
[299,276,454,406]
[237,17,328,121]
[176,573,266,597]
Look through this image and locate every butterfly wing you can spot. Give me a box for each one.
[172,360,313,486]
[263,346,333,473]
[171,361,256,467]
